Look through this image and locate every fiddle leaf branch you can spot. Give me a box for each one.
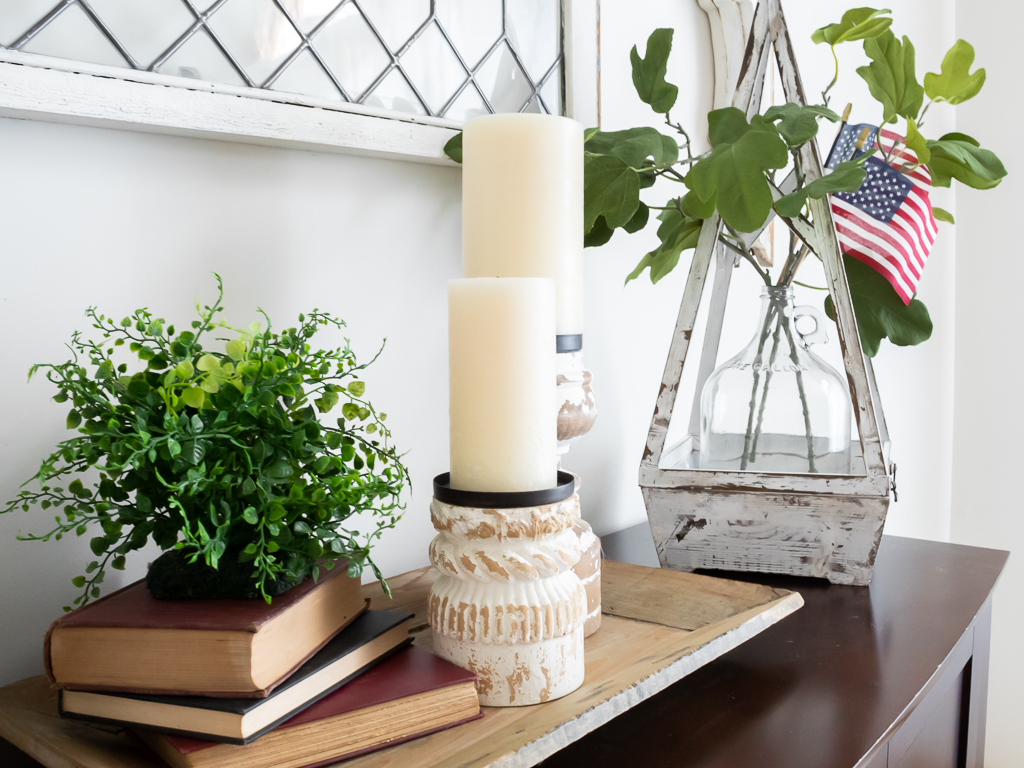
[442,9,1006,355]
[4,276,409,609]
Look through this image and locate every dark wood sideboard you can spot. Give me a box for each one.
[543,528,1007,768]
[0,530,1006,768]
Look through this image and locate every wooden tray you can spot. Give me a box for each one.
[0,560,802,768]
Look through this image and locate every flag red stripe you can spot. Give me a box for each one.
[843,247,914,304]
[833,213,920,291]
[900,188,937,243]
[888,212,929,269]
[832,203,922,280]
[890,198,932,258]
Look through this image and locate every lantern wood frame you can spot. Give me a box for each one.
[640,0,891,586]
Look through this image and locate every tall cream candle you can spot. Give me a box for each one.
[462,114,584,339]
[448,277,557,493]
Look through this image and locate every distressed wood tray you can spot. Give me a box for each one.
[0,560,802,768]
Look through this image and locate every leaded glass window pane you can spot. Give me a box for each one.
[1,0,567,119]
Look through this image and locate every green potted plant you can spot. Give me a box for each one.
[2,276,408,608]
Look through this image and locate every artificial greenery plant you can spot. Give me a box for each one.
[2,277,408,608]
[445,7,1006,357]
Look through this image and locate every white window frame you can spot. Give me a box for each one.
[0,0,600,164]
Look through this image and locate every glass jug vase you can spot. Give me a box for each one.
[699,286,852,473]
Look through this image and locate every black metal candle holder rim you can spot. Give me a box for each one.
[556,334,583,353]
[433,471,576,509]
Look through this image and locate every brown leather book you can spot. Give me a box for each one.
[45,564,366,698]
[136,645,483,768]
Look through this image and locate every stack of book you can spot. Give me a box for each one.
[45,565,482,767]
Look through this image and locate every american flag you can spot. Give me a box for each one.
[825,123,937,305]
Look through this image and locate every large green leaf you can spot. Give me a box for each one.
[623,201,650,233]
[925,133,1006,189]
[857,31,925,122]
[812,8,893,46]
[584,155,641,230]
[903,118,930,164]
[774,158,867,217]
[630,29,678,114]
[444,132,463,163]
[584,127,679,168]
[583,215,614,247]
[824,255,932,357]
[763,103,840,147]
[685,109,788,233]
[625,205,703,284]
[924,39,986,105]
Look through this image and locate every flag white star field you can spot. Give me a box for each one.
[825,124,937,304]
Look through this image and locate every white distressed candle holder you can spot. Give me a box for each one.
[427,472,587,707]
[556,349,597,461]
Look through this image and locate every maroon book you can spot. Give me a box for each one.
[138,646,483,768]
[45,563,367,697]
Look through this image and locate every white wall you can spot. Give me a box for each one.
[0,0,960,696]
[950,1,1024,764]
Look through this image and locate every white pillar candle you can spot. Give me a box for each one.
[462,114,584,338]
[448,277,557,493]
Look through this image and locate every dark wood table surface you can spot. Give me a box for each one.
[542,526,1007,768]
[1,529,1008,768]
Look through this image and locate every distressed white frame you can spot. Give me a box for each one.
[0,0,600,165]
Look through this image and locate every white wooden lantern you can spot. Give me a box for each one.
[641,0,891,586]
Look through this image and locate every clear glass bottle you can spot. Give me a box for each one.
[699,286,852,473]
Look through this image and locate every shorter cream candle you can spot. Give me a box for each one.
[448,278,557,493]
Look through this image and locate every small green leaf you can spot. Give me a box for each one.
[812,7,893,46]
[242,506,258,524]
[199,377,220,394]
[181,387,205,409]
[626,205,703,285]
[825,255,933,356]
[932,206,954,224]
[630,28,678,113]
[66,410,82,430]
[341,402,360,421]
[904,118,930,164]
[763,103,839,147]
[926,133,1006,189]
[167,438,182,458]
[225,339,246,361]
[197,354,219,372]
[316,390,340,413]
[347,381,366,397]
[89,536,108,556]
[72,576,86,588]
[856,31,925,123]
[443,131,463,164]
[269,503,288,522]
[774,158,867,217]
[623,202,650,234]
[924,39,986,105]
[583,215,615,248]
[584,155,641,230]
[584,127,679,169]
[265,461,294,480]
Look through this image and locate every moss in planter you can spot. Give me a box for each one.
[146,549,304,600]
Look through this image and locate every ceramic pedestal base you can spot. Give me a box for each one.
[427,493,587,707]
[572,519,602,637]
[434,626,585,706]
